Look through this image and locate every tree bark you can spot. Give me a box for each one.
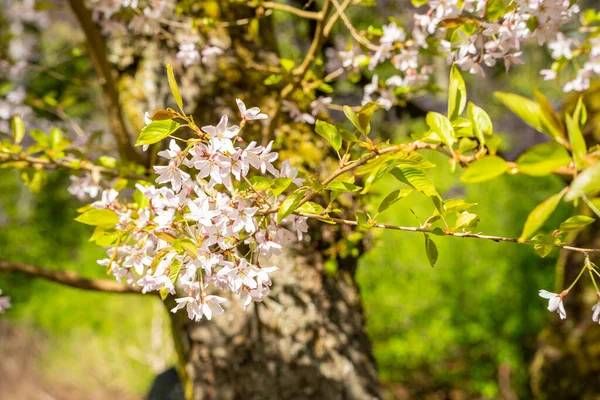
[166,251,381,400]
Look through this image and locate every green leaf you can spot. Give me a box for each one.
[390,166,438,197]
[325,181,361,192]
[426,112,456,147]
[534,90,564,139]
[378,189,412,213]
[516,141,572,176]
[136,120,180,146]
[559,215,595,232]
[356,211,374,229]
[565,114,586,170]
[11,116,24,144]
[565,163,600,201]
[460,156,508,183]
[271,178,293,196]
[166,63,183,112]
[343,106,363,134]
[338,128,358,142]
[448,65,467,120]
[29,129,49,146]
[49,127,64,150]
[455,212,479,230]
[249,176,273,191]
[531,234,561,258]
[264,74,283,85]
[357,102,379,135]
[160,258,182,300]
[443,199,478,214]
[424,234,438,267]
[519,191,565,240]
[467,102,492,145]
[150,247,173,274]
[315,120,342,151]
[75,209,120,227]
[494,92,557,138]
[297,201,325,215]
[277,189,308,223]
[280,58,295,72]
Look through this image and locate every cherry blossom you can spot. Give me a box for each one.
[539,290,567,320]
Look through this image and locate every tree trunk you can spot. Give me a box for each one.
[530,221,600,399]
[166,250,382,400]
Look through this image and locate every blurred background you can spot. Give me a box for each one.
[0,0,594,399]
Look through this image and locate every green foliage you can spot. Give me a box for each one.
[460,155,508,183]
[135,119,180,146]
[357,157,568,397]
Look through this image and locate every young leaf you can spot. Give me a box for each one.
[315,120,342,151]
[455,212,479,230]
[426,112,456,147]
[378,189,412,213]
[343,106,363,135]
[565,114,586,170]
[160,258,182,300]
[448,65,467,120]
[297,201,325,215]
[516,141,572,176]
[519,191,565,240]
[271,178,293,196]
[136,120,180,146]
[11,116,24,144]
[75,209,119,227]
[565,163,600,201]
[494,92,554,138]
[357,102,379,135]
[460,156,508,183]
[166,63,183,112]
[559,215,595,232]
[277,189,308,223]
[390,166,438,197]
[467,102,492,145]
[423,234,438,267]
[356,211,375,229]
[325,181,362,192]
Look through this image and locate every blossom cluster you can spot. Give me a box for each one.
[89,0,222,68]
[334,0,582,111]
[542,34,600,93]
[89,100,307,321]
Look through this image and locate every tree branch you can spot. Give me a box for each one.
[260,1,322,20]
[0,259,143,294]
[67,0,144,164]
[0,152,149,180]
[295,213,600,255]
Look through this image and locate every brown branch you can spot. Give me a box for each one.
[0,259,143,294]
[67,0,144,164]
[293,0,332,76]
[0,152,149,180]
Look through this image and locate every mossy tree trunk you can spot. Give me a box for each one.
[166,250,381,400]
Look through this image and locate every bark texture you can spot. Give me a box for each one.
[167,251,381,400]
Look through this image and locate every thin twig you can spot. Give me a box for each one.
[0,152,148,180]
[260,1,322,20]
[294,213,600,254]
